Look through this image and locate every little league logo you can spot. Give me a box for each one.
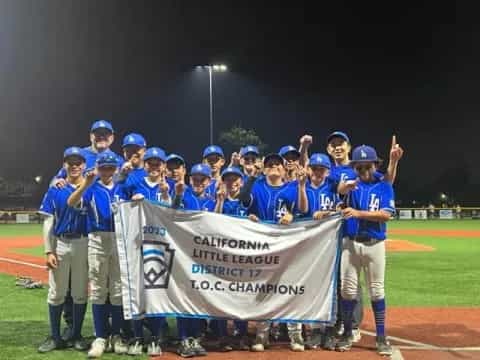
[143,241,175,289]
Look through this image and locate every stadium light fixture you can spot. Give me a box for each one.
[34,176,42,184]
[194,64,229,145]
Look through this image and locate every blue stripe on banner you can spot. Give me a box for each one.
[143,249,164,257]
[135,312,335,324]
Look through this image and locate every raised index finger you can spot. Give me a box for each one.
[391,134,397,148]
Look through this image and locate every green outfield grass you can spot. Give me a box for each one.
[0,273,152,360]
[0,221,479,359]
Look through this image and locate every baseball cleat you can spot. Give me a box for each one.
[110,334,128,354]
[289,333,305,352]
[177,338,196,358]
[376,336,393,356]
[147,336,162,356]
[304,328,322,349]
[351,328,362,343]
[38,336,68,353]
[127,337,144,356]
[87,337,107,358]
[336,334,353,352]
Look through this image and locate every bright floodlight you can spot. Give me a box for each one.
[440,193,447,200]
[34,176,42,184]
[212,64,221,71]
[219,64,227,71]
[195,65,203,71]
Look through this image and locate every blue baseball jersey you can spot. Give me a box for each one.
[166,177,177,198]
[179,188,215,212]
[330,163,385,183]
[344,179,395,240]
[303,178,339,217]
[55,147,123,179]
[118,167,148,199]
[246,178,297,222]
[130,177,172,205]
[39,184,88,236]
[330,164,356,183]
[221,198,248,217]
[82,180,122,232]
[205,179,217,199]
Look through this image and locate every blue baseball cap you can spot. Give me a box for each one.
[263,153,284,166]
[203,145,224,158]
[191,163,211,178]
[144,147,166,162]
[122,133,147,148]
[240,145,259,157]
[63,147,86,162]
[166,153,185,165]
[90,120,114,133]
[327,131,350,144]
[309,153,331,169]
[279,145,300,158]
[351,145,380,163]
[96,151,119,168]
[221,166,243,180]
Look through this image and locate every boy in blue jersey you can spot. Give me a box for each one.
[123,147,171,356]
[174,164,215,212]
[336,145,395,356]
[130,147,171,205]
[279,145,301,183]
[52,120,122,340]
[303,153,339,219]
[202,145,225,199]
[172,163,214,357]
[213,166,249,351]
[37,147,89,353]
[67,151,129,357]
[239,145,261,180]
[118,133,147,199]
[166,154,187,198]
[239,153,308,352]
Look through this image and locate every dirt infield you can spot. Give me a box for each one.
[386,239,435,252]
[0,236,47,282]
[389,229,480,238]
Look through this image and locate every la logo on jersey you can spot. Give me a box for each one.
[275,199,289,220]
[369,194,380,212]
[320,194,333,210]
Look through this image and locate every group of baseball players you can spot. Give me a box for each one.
[37,119,404,358]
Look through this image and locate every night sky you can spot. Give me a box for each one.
[0,1,478,205]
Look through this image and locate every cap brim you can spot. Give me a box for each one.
[64,154,85,162]
[98,163,118,168]
[327,133,350,144]
[350,158,382,164]
[263,153,284,164]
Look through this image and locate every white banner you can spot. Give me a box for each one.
[114,200,342,324]
[399,210,412,219]
[16,214,30,224]
[414,210,427,219]
[439,209,454,219]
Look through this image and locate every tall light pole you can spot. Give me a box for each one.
[195,64,228,144]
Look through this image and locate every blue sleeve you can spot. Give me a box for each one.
[380,183,395,214]
[39,188,55,215]
[55,167,67,179]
